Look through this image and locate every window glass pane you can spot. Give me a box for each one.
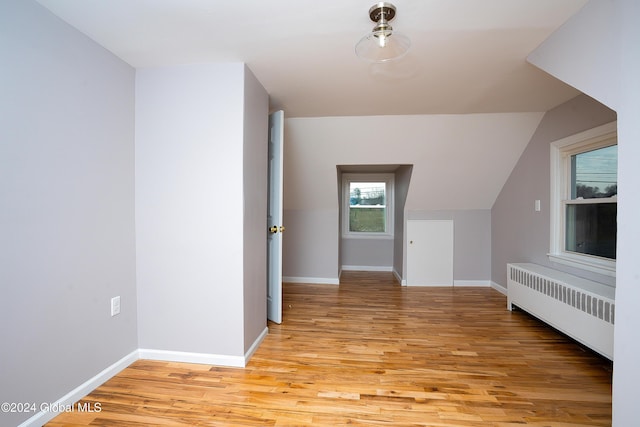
[349,182,385,206]
[565,203,617,259]
[349,182,386,232]
[571,145,617,199]
[349,207,386,232]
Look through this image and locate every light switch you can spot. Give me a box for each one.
[111,296,121,316]
[535,200,541,212]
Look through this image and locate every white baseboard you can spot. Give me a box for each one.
[283,276,339,285]
[393,269,406,286]
[141,327,267,369]
[454,280,491,287]
[18,350,139,427]
[490,281,508,295]
[341,265,393,272]
[139,349,245,368]
[18,332,272,427]
[245,327,268,364]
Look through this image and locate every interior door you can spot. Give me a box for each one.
[406,220,454,286]
[267,110,284,324]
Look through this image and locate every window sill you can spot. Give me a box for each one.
[547,252,616,278]
[342,233,394,240]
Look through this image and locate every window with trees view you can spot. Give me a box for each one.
[550,122,617,277]
[342,174,393,237]
[566,145,617,259]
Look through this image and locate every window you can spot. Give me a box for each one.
[549,122,617,276]
[342,173,394,238]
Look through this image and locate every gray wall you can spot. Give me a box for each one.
[491,94,616,288]
[283,208,340,281]
[242,67,269,352]
[393,166,413,277]
[341,238,394,269]
[283,114,541,283]
[0,1,137,426]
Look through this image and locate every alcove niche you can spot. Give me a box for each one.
[336,164,413,282]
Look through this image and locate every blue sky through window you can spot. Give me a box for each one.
[573,145,617,197]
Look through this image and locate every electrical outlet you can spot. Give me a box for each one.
[111,296,121,317]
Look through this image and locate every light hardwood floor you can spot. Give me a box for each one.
[48,271,612,426]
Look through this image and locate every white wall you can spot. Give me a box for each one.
[135,63,246,358]
[526,0,640,424]
[611,1,640,423]
[527,0,617,110]
[0,1,137,426]
[283,114,542,282]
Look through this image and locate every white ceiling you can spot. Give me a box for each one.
[36,0,587,118]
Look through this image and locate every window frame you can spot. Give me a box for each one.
[342,173,394,239]
[549,121,617,277]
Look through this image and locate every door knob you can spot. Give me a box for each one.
[279,226,285,233]
[269,226,278,234]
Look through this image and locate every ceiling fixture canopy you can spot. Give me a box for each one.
[355,2,411,63]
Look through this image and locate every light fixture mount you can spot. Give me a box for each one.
[356,2,411,63]
[369,2,396,23]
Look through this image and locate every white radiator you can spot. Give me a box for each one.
[507,263,614,360]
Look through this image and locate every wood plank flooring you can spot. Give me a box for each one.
[48,271,612,426]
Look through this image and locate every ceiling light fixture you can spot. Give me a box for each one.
[355,2,411,63]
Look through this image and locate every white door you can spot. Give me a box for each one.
[406,220,454,286]
[267,110,284,324]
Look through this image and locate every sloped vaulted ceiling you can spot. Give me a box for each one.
[36,0,587,118]
[34,0,586,211]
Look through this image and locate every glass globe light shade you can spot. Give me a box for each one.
[355,29,411,62]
